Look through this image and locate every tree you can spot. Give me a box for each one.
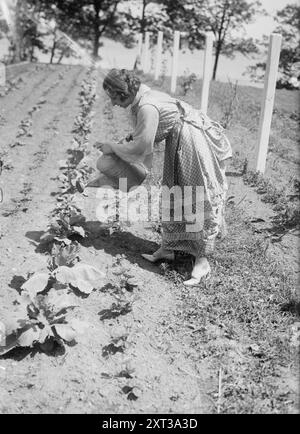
[24,0,84,63]
[3,0,47,63]
[7,0,125,61]
[163,0,263,80]
[119,0,171,48]
[248,3,300,89]
[44,0,123,59]
[273,3,300,88]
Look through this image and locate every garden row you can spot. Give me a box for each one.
[0,68,108,355]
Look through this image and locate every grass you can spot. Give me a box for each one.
[141,72,300,191]
[140,72,300,233]
[243,170,300,233]
[137,71,300,413]
[162,204,299,414]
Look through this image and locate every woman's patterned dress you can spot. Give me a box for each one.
[131,87,232,257]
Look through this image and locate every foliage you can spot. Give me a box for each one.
[180,71,197,96]
[48,244,80,270]
[2,0,127,62]
[0,67,102,359]
[219,79,239,129]
[54,263,106,295]
[0,18,9,37]
[4,0,48,63]
[247,4,300,90]
[0,285,79,355]
[118,1,172,49]
[28,0,125,59]
[162,0,263,79]
[0,255,106,354]
[40,206,86,246]
[243,170,300,233]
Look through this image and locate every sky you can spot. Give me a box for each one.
[247,0,296,37]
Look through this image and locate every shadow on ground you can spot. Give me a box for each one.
[82,220,163,275]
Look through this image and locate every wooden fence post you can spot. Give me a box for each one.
[154,31,163,81]
[143,32,150,73]
[255,33,282,174]
[0,62,5,87]
[200,32,214,115]
[137,33,143,58]
[170,31,180,93]
[134,33,143,70]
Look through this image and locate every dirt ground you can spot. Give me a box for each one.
[0,64,298,414]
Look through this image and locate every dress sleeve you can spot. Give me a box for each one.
[110,104,159,165]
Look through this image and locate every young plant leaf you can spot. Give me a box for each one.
[50,244,80,268]
[54,237,72,245]
[45,289,78,313]
[17,325,41,347]
[39,326,53,343]
[21,273,50,298]
[0,332,19,356]
[54,324,76,342]
[69,214,86,226]
[40,233,56,243]
[55,264,106,294]
[72,226,85,237]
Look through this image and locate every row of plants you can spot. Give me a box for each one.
[243,170,300,235]
[0,67,105,355]
[0,76,24,98]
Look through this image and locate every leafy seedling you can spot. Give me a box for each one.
[98,302,132,321]
[40,210,86,245]
[0,288,80,355]
[102,342,124,358]
[54,263,106,295]
[48,243,80,271]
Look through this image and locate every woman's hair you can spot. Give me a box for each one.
[103,69,141,101]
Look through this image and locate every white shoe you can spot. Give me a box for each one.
[141,249,175,264]
[183,264,211,287]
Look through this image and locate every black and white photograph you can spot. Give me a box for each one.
[0,0,299,416]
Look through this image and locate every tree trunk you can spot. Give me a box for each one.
[30,44,35,62]
[50,31,57,64]
[57,48,68,64]
[13,0,23,62]
[93,30,100,58]
[93,1,101,58]
[141,0,147,36]
[212,1,228,80]
[212,44,221,80]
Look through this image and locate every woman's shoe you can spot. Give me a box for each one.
[183,264,211,287]
[141,249,175,264]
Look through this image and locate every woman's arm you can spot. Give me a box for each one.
[110,105,159,165]
[94,142,114,154]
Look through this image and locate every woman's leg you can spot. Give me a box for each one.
[141,247,175,263]
[183,256,211,286]
[83,154,148,192]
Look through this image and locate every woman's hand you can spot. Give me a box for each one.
[94,141,114,155]
[125,133,133,142]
